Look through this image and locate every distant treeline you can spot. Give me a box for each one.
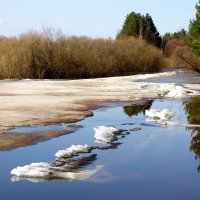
[0,30,166,79]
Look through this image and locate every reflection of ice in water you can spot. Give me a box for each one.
[145,107,200,128]
[145,109,175,123]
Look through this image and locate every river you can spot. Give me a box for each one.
[1,70,200,200]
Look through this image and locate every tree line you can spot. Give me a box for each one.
[117,2,200,74]
[0,1,200,79]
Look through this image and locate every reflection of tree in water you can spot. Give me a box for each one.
[123,100,153,117]
[184,101,200,172]
[190,134,200,172]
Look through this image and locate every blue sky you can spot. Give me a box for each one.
[0,0,197,38]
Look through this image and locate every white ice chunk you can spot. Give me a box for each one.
[94,126,119,143]
[55,144,91,158]
[11,162,51,178]
[11,164,103,182]
[160,83,199,98]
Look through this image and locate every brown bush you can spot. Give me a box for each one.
[163,38,200,72]
[0,30,167,79]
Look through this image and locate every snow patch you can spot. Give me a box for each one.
[55,144,92,158]
[11,162,52,178]
[11,164,103,182]
[160,83,199,98]
[94,126,120,143]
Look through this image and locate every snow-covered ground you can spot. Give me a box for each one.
[0,71,199,130]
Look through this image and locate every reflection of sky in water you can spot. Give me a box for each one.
[1,97,200,200]
[0,123,74,134]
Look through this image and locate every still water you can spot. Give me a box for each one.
[1,71,200,200]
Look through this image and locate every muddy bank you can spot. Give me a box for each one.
[0,71,199,130]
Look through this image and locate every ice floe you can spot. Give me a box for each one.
[55,145,92,158]
[11,153,100,181]
[160,83,199,98]
[94,126,118,143]
[11,163,103,182]
[94,126,128,143]
[11,162,53,178]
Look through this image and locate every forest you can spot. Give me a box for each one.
[0,1,199,79]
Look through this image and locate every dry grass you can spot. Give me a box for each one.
[0,30,167,79]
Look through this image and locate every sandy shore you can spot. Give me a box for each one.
[0,71,199,131]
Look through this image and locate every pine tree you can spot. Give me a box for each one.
[117,12,161,48]
[143,14,162,48]
[118,12,142,38]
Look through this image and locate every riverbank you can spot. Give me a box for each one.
[0,70,199,131]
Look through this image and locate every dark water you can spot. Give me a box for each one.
[1,71,200,200]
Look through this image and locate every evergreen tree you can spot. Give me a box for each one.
[117,12,161,48]
[188,0,200,55]
[173,29,188,41]
[143,14,162,48]
[118,12,143,38]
